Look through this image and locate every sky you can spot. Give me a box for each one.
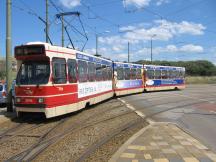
[0,0,216,64]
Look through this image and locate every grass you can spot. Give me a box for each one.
[186,76,216,84]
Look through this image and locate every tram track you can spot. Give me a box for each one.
[1,99,125,162]
[2,98,206,162]
[76,118,144,162]
[0,122,47,144]
[12,99,205,161]
[74,100,208,162]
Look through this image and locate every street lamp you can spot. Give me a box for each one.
[95,31,110,57]
[150,34,157,63]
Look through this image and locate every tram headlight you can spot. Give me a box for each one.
[38,98,44,103]
[16,98,21,103]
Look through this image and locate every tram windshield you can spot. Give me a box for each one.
[16,61,50,85]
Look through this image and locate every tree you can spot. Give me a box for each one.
[135,60,216,76]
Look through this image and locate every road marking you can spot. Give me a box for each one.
[117,98,155,124]
[210,111,216,114]
[135,111,146,118]
[118,98,126,103]
[126,104,135,110]
[146,118,155,124]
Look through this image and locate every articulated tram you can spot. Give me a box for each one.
[14,42,185,118]
[144,65,185,91]
[114,62,144,96]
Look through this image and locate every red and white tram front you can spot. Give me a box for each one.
[15,43,52,117]
[14,42,114,118]
[14,43,79,118]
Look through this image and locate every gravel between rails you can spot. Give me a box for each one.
[32,99,146,162]
[83,121,148,162]
[0,98,146,162]
[0,98,125,161]
[0,119,63,161]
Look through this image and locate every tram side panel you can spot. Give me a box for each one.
[144,65,185,91]
[76,53,114,107]
[114,62,144,96]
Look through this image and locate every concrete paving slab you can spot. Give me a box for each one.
[109,123,216,162]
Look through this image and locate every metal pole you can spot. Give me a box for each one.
[6,0,12,92]
[6,0,12,110]
[128,42,130,62]
[46,0,49,43]
[61,16,64,47]
[151,38,153,63]
[96,34,98,55]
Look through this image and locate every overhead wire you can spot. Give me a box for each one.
[81,2,120,28]
[49,0,89,50]
[13,0,55,44]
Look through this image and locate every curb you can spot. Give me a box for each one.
[109,124,153,162]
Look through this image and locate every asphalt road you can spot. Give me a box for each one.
[121,84,216,152]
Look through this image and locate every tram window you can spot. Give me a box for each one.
[52,58,67,84]
[96,64,102,81]
[124,68,131,80]
[107,66,112,80]
[136,69,142,79]
[182,70,185,78]
[155,70,161,79]
[147,69,154,79]
[172,70,177,78]
[166,70,170,79]
[88,62,96,82]
[117,67,124,80]
[78,60,88,82]
[179,70,185,78]
[101,65,107,81]
[131,69,136,80]
[169,70,173,79]
[161,70,168,79]
[68,59,77,83]
[175,70,180,78]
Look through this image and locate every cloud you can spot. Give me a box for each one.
[123,0,169,8]
[116,53,128,59]
[101,20,206,48]
[59,0,81,8]
[123,0,151,8]
[179,44,204,53]
[156,20,206,35]
[84,44,204,62]
[84,47,110,56]
[156,0,169,6]
[137,44,204,55]
[84,48,96,55]
[112,45,125,52]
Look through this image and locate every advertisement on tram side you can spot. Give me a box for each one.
[115,80,143,89]
[146,79,184,86]
[78,81,112,98]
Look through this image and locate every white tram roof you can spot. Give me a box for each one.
[144,64,185,71]
[114,61,143,69]
[25,42,112,64]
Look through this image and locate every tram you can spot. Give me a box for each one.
[15,42,113,118]
[144,65,185,91]
[14,42,185,118]
[114,62,144,96]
